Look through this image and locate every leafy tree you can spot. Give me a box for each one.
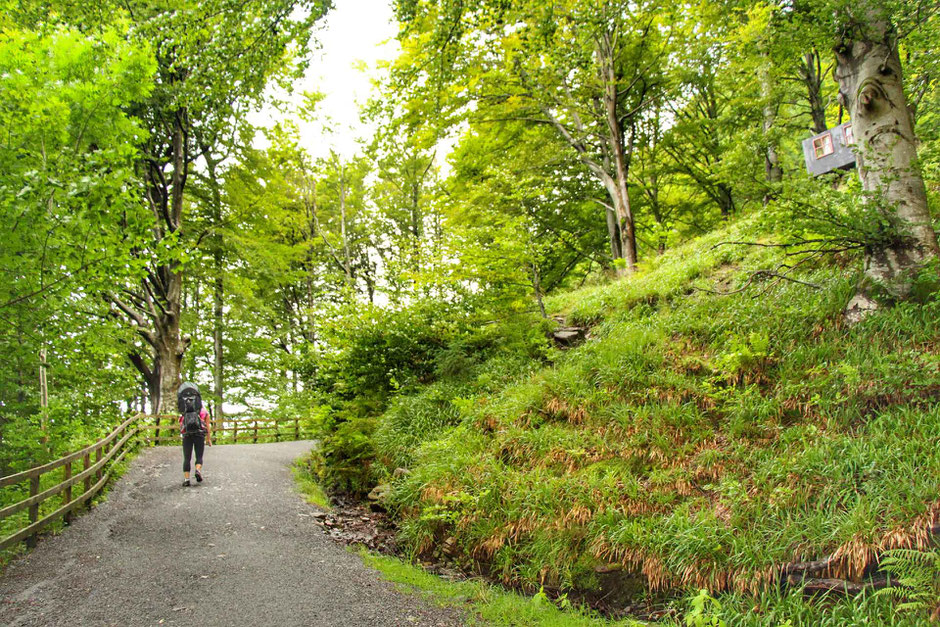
[0,23,155,465]
[394,0,676,272]
[102,0,329,413]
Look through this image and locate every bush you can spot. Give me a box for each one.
[313,417,378,495]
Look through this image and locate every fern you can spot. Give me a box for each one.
[873,549,940,615]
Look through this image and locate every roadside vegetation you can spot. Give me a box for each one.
[4,0,940,623]
[308,214,940,623]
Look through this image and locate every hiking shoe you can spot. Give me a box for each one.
[195,469,203,483]
[182,479,191,487]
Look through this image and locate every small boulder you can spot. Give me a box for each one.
[367,483,391,502]
[393,467,411,478]
[553,327,586,348]
[441,536,459,557]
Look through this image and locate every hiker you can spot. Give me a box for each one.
[177,382,212,487]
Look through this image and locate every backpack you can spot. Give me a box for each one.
[177,382,205,436]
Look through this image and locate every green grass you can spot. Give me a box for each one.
[324,215,940,624]
[292,453,332,510]
[358,548,643,626]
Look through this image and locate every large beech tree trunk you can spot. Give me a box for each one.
[112,108,190,416]
[835,7,940,320]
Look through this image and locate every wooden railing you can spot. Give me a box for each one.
[139,416,303,445]
[0,412,308,553]
[0,414,141,552]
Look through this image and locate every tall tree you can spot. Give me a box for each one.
[0,23,156,464]
[394,0,674,273]
[827,1,940,314]
[104,0,328,413]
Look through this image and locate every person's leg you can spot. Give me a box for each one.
[193,436,205,481]
[182,435,194,481]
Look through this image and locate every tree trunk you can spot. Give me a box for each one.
[605,206,623,261]
[207,155,225,431]
[339,163,352,286]
[155,111,187,414]
[213,254,224,429]
[835,6,940,319]
[531,262,547,319]
[800,50,828,134]
[601,31,637,273]
[760,55,782,198]
[155,329,184,414]
[411,175,422,273]
[304,179,318,344]
[123,109,189,414]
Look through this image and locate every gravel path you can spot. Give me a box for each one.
[0,441,464,627]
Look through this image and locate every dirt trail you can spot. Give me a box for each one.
[0,441,463,627]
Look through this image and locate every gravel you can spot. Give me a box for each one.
[0,441,464,627]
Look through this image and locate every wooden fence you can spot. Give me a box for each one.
[138,415,303,445]
[0,414,140,552]
[0,413,306,552]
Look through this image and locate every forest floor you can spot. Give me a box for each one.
[0,441,464,627]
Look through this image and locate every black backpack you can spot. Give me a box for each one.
[177,382,205,436]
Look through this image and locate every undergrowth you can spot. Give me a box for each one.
[293,452,331,509]
[313,216,940,623]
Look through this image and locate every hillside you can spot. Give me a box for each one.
[311,216,940,624]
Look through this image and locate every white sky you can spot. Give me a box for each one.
[251,0,401,159]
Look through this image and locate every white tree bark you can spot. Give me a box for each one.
[835,5,939,320]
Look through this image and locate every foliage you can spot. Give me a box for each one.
[293,452,332,510]
[308,292,553,494]
[683,590,725,627]
[874,549,940,618]
[369,214,940,626]
[0,22,155,469]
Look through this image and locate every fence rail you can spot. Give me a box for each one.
[0,414,140,552]
[140,416,301,445]
[1,413,307,552]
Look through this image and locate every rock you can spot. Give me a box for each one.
[844,292,879,324]
[441,536,459,558]
[367,484,391,502]
[552,327,586,348]
[393,467,411,478]
[593,563,622,574]
[312,511,328,520]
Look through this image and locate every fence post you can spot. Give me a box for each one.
[83,452,91,507]
[294,416,299,441]
[63,462,72,523]
[274,420,280,442]
[253,420,258,444]
[95,446,103,483]
[233,421,238,444]
[26,476,40,547]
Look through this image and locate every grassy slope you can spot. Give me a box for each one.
[382,216,940,618]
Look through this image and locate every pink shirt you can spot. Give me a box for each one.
[179,408,210,435]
